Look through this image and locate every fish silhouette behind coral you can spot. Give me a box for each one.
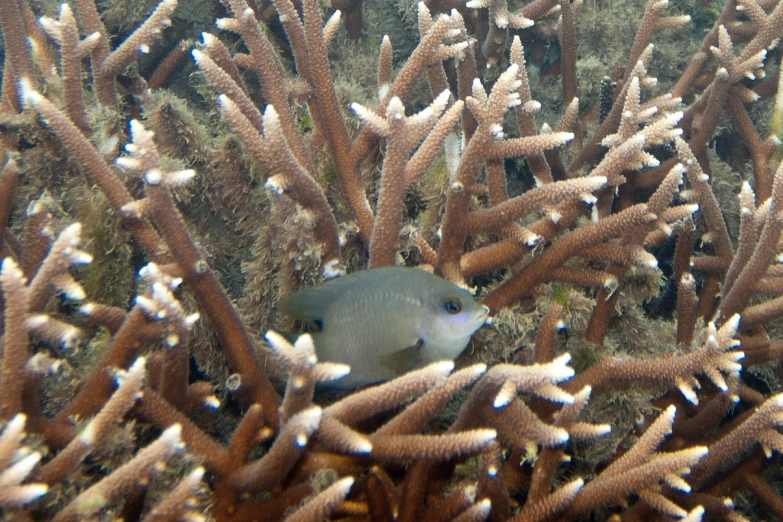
[277,267,490,388]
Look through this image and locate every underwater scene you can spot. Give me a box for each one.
[2,0,783,519]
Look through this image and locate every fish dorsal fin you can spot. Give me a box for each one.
[277,288,329,328]
[276,281,355,329]
[278,268,437,328]
[379,339,425,377]
[277,270,393,327]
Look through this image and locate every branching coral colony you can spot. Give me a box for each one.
[3,0,783,519]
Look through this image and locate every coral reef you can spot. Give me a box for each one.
[2,0,783,520]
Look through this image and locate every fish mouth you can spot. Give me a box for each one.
[479,305,491,325]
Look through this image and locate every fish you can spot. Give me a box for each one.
[277,266,490,388]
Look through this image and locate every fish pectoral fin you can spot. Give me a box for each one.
[379,339,426,376]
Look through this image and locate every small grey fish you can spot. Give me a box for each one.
[277,267,490,388]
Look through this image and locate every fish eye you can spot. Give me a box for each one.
[443,297,462,315]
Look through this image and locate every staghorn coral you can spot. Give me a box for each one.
[3,0,783,520]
